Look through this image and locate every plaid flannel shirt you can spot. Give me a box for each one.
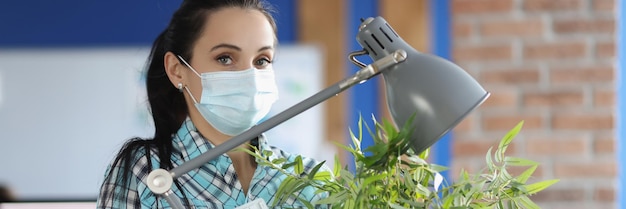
[97,118,328,208]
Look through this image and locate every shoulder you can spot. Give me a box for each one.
[103,140,161,184]
[109,139,160,174]
[97,139,161,208]
[99,139,160,186]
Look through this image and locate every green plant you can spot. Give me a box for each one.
[245,116,558,209]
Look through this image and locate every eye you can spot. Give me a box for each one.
[254,57,272,68]
[216,55,233,65]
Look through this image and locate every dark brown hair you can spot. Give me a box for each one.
[100,0,276,206]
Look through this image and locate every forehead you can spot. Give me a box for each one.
[197,7,275,49]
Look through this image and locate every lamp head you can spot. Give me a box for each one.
[354,17,490,154]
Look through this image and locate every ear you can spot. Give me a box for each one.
[164,51,184,88]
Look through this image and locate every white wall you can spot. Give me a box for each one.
[0,45,331,200]
[0,47,153,199]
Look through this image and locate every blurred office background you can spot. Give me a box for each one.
[0,0,622,208]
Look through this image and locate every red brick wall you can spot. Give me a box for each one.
[450,0,617,208]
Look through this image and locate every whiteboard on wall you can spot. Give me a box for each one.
[0,45,332,200]
[265,45,335,166]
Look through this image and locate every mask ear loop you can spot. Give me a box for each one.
[182,86,199,104]
[176,55,201,104]
[176,55,201,77]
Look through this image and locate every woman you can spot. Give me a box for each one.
[97,0,327,208]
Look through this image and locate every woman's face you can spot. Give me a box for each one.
[172,7,276,139]
[184,7,276,99]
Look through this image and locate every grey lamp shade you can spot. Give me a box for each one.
[356,17,490,154]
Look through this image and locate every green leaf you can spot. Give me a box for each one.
[515,165,538,184]
[397,199,425,208]
[364,143,387,156]
[405,155,427,165]
[307,161,326,180]
[281,161,296,170]
[319,182,344,193]
[355,115,364,148]
[381,118,399,140]
[296,196,315,209]
[364,114,379,145]
[494,150,503,164]
[256,117,559,209]
[496,121,524,161]
[516,195,541,209]
[525,179,559,195]
[419,147,430,159]
[236,147,260,157]
[486,147,494,172]
[415,184,431,196]
[442,192,457,208]
[403,173,417,190]
[271,158,287,165]
[315,190,349,205]
[333,142,360,156]
[388,202,409,209]
[313,171,332,181]
[345,199,356,209]
[333,156,342,177]
[294,156,304,175]
[363,173,387,186]
[459,169,470,180]
[339,169,354,182]
[469,203,491,209]
[504,156,538,167]
[273,177,297,206]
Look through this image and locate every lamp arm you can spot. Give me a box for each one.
[145,50,407,209]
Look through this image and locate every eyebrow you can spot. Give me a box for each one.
[210,43,274,52]
[257,46,273,52]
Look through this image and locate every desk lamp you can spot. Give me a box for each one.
[146,16,490,208]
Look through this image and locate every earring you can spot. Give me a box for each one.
[177,83,183,92]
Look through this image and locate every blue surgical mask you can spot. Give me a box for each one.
[178,55,279,136]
